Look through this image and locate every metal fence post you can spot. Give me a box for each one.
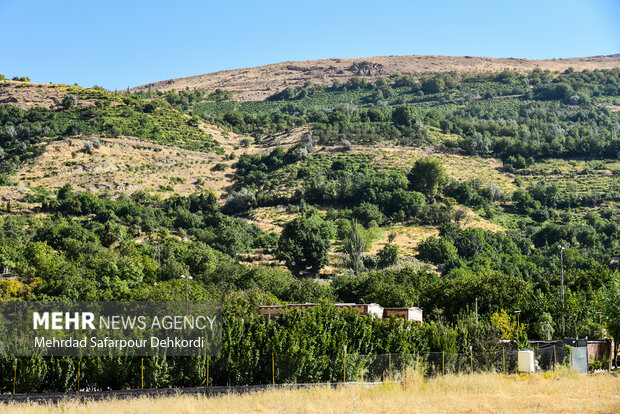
[553,345,557,370]
[272,352,275,385]
[77,360,81,392]
[13,358,17,395]
[470,350,473,374]
[388,353,392,379]
[141,358,144,389]
[442,351,445,375]
[502,348,505,374]
[343,346,347,383]
[206,355,210,387]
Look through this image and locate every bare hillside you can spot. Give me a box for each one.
[130,54,620,101]
[0,131,245,206]
[0,82,81,110]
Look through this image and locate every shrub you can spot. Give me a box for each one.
[62,94,78,109]
[340,139,352,151]
[4,125,17,140]
[211,163,227,172]
[377,243,399,268]
[352,202,384,227]
[82,141,94,154]
[223,188,255,213]
[417,236,458,265]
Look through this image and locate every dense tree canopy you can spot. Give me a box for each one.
[407,157,447,199]
[276,211,332,276]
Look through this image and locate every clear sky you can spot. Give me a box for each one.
[1,0,618,90]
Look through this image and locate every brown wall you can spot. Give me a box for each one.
[587,341,612,365]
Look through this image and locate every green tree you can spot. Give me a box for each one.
[352,202,384,227]
[534,312,555,340]
[456,313,502,369]
[602,274,620,368]
[342,219,364,275]
[421,76,445,94]
[417,236,458,265]
[391,105,415,128]
[276,213,331,276]
[377,243,399,269]
[408,157,447,199]
[491,309,517,340]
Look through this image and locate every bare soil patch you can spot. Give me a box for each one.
[0,82,95,110]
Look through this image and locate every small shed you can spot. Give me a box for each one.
[258,305,285,320]
[383,307,423,324]
[587,339,613,368]
[335,303,384,318]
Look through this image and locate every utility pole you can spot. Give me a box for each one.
[180,274,193,314]
[559,245,565,337]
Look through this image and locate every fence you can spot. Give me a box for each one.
[321,347,573,383]
[2,345,583,394]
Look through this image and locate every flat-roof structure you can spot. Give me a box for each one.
[258,303,423,324]
[382,307,423,323]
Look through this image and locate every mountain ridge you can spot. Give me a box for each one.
[130,54,620,101]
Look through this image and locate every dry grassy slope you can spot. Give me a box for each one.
[0,81,98,110]
[130,54,620,101]
[11,137,230,194]
[0,81,255,203]
[0,125,259,205]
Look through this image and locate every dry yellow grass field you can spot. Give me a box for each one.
[5,371,619,414]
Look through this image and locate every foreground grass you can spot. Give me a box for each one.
[5,371,620,414]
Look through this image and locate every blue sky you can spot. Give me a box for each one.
[1,0,618,90]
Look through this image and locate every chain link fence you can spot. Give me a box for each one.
[1,345,583,393]
[271,345,576,384]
